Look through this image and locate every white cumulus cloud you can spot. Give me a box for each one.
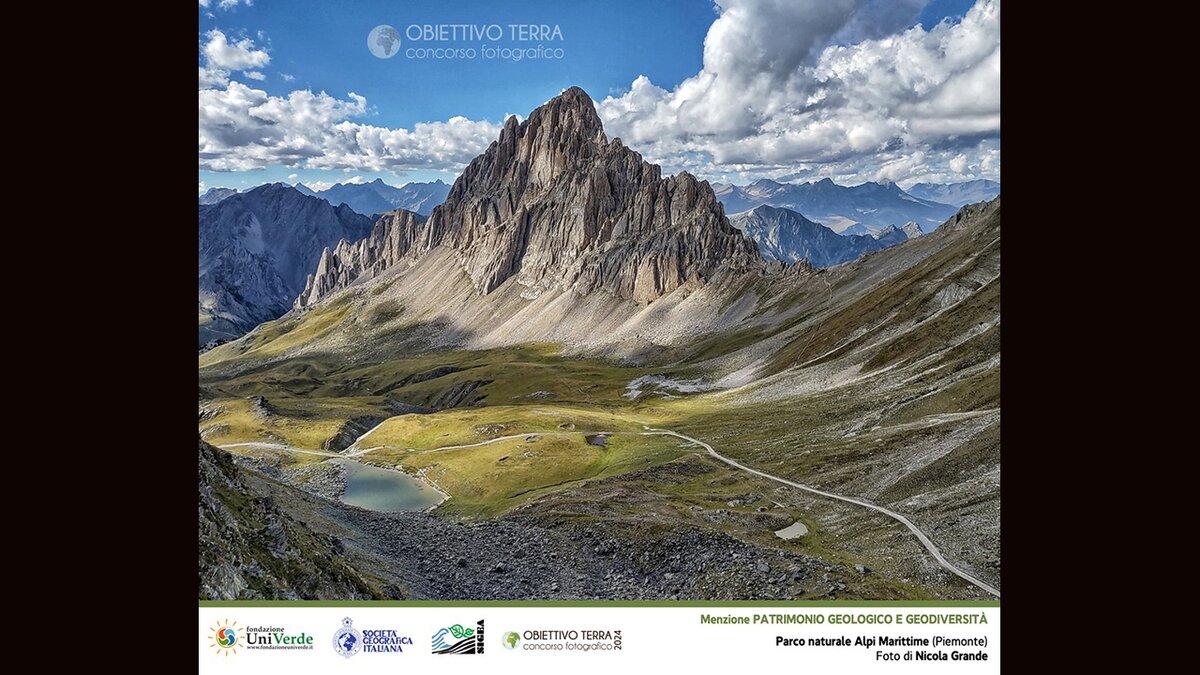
[197,26,501,173]
[202,29,270,71]
[198,81,503,172]
[198,65,229,88]
[597,0,1001,185]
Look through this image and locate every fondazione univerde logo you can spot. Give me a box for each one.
[433,620,485,654]
[333,617,414,657]
[210,620,240,656]
[208,623,314,652]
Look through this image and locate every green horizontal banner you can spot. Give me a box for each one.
[199,600,1000,608]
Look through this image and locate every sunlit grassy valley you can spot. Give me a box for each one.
[200,197,999,601]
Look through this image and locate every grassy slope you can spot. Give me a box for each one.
[365,433,689,517]
[518,451,936,599]
[198,201,1001,597]
[200,294,354,366]
[200,291,998,521]
[198,308,246,348]
[200,440,388,599]
[361,405,649,449]
[202,343,647,403]
[765,205,1000,374]
[199,395,391,452]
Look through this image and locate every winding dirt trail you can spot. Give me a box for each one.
[221,423,999,598]
[639,428,1000,598]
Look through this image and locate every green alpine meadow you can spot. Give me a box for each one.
[199,1,1001,603]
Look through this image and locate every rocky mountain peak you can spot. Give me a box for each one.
[454,87,608,200]
[901,221,925,238]
[541,86,604,133]
[730,203,917,268]
[749,204,783,216]
[199,184,373,342]
[298,86,762,309]
[199,186,238,205]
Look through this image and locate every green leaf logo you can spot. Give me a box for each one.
[448,624,474,639]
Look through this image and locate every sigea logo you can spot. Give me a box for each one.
[432,620,485,654]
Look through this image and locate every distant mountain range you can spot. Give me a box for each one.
[301,178,450,216]
[198,183,374,347]
[905,180,1000,207]
[198,179,451,216]
[730,205,922,267]
[712,178,958,234]
[198,187,239,205]
[194,127,987,350]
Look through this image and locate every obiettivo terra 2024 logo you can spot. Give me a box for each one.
[210,620,240,656]
[432,620,485,654]
[500,628,624,652]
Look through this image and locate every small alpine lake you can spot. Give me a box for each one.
[328,458,445,512]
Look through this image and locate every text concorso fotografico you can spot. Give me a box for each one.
[402,23,565,61]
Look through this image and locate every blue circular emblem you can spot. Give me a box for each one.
[333,617,362,657]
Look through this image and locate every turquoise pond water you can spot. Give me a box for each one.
[328,458,444,512]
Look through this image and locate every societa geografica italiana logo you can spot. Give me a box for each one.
[432,620,485,654]
[210,620,240,656]
[333,617,362,657]
[333,616,414,656]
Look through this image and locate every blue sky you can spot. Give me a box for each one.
[199,0,996,193]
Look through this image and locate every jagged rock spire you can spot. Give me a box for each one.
[297,87,762,309]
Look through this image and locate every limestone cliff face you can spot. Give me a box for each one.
[199,183,373,333]
[295,209,427,308]
[296,87,761,309]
